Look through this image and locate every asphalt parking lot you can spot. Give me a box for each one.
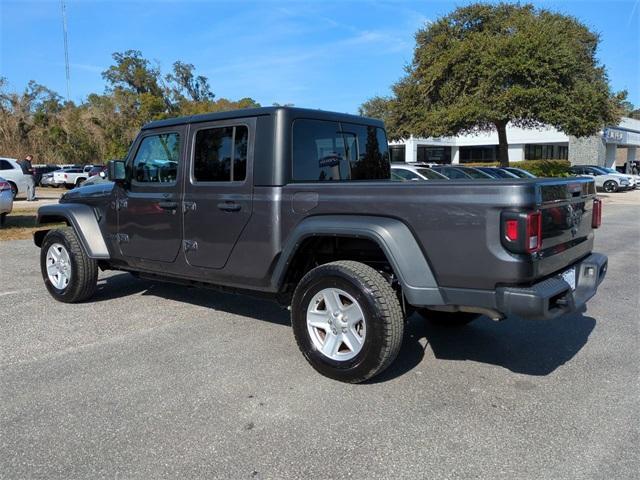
[1,202,638,479]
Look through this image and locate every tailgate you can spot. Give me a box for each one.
[536,178,597,276]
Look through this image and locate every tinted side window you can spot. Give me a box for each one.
[341,123,390,180]
[193,125,248,182]
[442,168,469,179]
[0,160,13,170]
[132,133,181,183]
[293,120,347,181]
[393,168,419,180]
[292,119,390,182]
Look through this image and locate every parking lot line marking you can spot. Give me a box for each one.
[0,290,29,297]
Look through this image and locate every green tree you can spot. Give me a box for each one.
[365,3,626,166]
[0,52,262,164]
[166,61,215,103]
[102,50,163,97]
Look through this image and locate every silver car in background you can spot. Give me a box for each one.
[0,176,14,227]
[390,163,449,181]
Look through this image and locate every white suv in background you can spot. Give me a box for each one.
[0,157,29,199]
[569,165,631,192]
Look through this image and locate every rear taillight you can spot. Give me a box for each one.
[526,211,542,253]
[501,210,543,254]
[592,198,602,228]
[0,181,9,192]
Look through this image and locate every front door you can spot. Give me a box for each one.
[117,126,186,263]
[182,118,254,269]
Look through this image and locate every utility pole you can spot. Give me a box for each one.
[60,0,71,102]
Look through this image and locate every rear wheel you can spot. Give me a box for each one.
[603,180,618,193]
[417,309,480,327]
[40,227,98,303]
[291,261,404,383]
[0,213,6,227]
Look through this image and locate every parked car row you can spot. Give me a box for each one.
[391,163,537,182]
[0,157,110,199]
[38,164,107,189]
[391,162,637,193]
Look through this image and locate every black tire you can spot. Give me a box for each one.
[603,180,618,193]
[8,182,18,199]
[40,227,98,303]
[291,260,404,383]
[0,213,6,227]
[417,309,480,327]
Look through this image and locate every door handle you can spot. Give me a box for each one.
[217,202,241,212]
[157,200,178,210]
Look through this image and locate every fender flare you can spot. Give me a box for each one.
[271,215,444,306]
[35,203,110,259]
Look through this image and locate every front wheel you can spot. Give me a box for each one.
[40,227,98,303]
[291,261,404,383]
[603,180,618,193]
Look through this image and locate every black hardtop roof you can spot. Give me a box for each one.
[141,106,384,130]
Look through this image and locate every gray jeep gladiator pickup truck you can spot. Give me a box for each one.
[34,107,607,382]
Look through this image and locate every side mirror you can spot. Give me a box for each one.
[108,160,126,182]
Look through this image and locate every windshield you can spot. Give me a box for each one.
[416,168,447,180]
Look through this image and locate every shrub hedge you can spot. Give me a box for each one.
[461,159,572,177]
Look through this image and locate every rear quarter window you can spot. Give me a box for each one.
[292,119,390,182]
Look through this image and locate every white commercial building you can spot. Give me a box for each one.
[390,117,640,169]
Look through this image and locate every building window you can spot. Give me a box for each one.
[525,144,568,160]
[416,145,451,164]
[459,146,497,163]
[389,145,405,163]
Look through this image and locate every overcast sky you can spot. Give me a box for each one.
[1,0,638,113]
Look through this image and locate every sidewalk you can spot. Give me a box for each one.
[13,188,62,210]
[598,188,640,205]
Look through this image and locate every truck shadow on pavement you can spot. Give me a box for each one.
[373,311,596,382]
[94,273,596,381]
[92,272,291,326]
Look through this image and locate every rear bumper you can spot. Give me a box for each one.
[495,253,607,319]
[413,253,608,320]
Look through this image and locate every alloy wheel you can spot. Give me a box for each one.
[306,288,367,361]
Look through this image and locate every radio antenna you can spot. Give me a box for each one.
[60,0,71,102]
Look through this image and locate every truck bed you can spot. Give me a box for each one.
[278,177,597,290]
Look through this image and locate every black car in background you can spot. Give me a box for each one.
[475,167,519,178]
[430,165,493,179]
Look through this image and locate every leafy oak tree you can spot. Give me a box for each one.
[363,3,626,166]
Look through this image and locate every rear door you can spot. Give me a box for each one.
[182,118,254,269]
[117,126,186,263]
